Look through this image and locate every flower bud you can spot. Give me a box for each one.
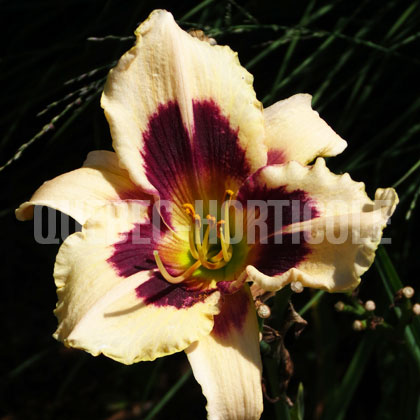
[413,303,420,316]
[334,301,345,312]
[364,300,376,311]
[257,303,271,319]
[291,281,303,293]
[352,320,365,331]
[402,286,415,299]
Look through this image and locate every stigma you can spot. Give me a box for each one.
[154,190,235,284]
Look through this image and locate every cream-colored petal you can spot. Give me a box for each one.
[246,159,398,292]
[264,94,347,164]
[16,151,147,225]
[186,287,263,420]
[54,201,220,364]
[101,9,266,195]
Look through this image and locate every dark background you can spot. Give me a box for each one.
[1,1,420,419]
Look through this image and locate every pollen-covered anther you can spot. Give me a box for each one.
[194,213,202,228]
[224,189,234,200]
[206,214,216,227]
[182,203,196,218]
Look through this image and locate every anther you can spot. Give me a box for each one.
[224,189,234,200]
[206,214,216,228]
[183,203,196,217]
[194,214,201,228]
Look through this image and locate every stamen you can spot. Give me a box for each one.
[157,195,236,284]
[183,203,199,259]
[216,220,225,238]
[193,214,203,255]
[194,215,223,269]
[206,214,216,227]
[216,221,232,262]
[183,203,196,218]
[219,224,232,262]
[209,250,224,262]
[188,227,199,260]
[202,258,229,270]
[153,251,201,284]
[221,189,234,262]
[202,215,216,254]
[194,214,201,228]
[224,189,234,200]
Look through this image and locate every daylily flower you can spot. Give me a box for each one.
[16,10,398,420]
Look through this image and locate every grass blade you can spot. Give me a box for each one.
[143,369,192,420]
[375,246,420,373]
[323,334,376,420]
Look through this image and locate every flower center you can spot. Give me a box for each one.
[153,190,235,284]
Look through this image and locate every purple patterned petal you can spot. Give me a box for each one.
[238,169,319,277]
[136,274,216,309]
[238,174,319,232]
[267,149,286,165]
[212,287,249,338]
[142,101,197,204]
[107,201,178,277]
[107,222,160,278]
[141,100,252,205]
[107,209,216,309]
[249,232,311,277]
[193,99,251,197]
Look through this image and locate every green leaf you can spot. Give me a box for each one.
[323,334,376,420]
[143,368,193,420]
[375,246,420,373]
[290,382,305,420]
